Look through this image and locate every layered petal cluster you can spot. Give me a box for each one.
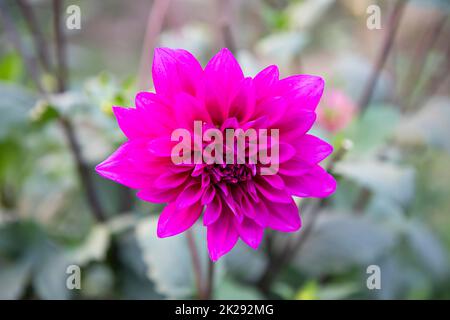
[96,48,336,261]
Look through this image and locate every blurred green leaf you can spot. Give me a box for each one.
[0,84,36,139]
[344,105,401,156]
[0,52,23,82]
[135,217,224,299]
[395,97,450,154]
[293,214,396,276]
[32,242,73,300]
[334,160,415,206]
[215,278,263,300]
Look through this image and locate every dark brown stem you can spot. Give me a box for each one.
[52,0,106,222]
[0,0,44,93]
[203,259,215,300]
[216,0,237,53]
[186,230,203,299]
[412,35,450,110]
[402,14,448,112]
[353,187,372,212]
[359,0,408,114]
[16,0,52,72]
[52,0,68,92]
[257,140,351,295]
[60,118,106,222]
[137,0,172,91]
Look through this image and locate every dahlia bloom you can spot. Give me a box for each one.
[317,88,357,133]
[96,48,336,261]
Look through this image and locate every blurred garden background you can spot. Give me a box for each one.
[0,0,450,300]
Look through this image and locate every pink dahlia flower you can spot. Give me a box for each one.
[317,88,357,133]
[96,48,336,261]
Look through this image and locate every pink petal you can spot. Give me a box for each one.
[204,48,244,124]
[157,201,203,238]
[264,199,301,232]
[253,65,279,101]
[95,140,156,189]
[296,134,333,164]
[136,187,179,203]
[255,179,293,203]
[207,206,239,261]
[275,75,324,112]
[203,195,222,226]
[176,181,203,209]
[152,48,203,98]
[237,217,264,249]
[277,111,317,142]
[228,77,255,123]
[284,165,337,198]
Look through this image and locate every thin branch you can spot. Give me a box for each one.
[203,260,215,300]
[0,0,44,93]
[52,0,68,92]
[59,118,106,222]
[16,0,52,72]
[137,0,172,91]
[359,0,408,114]
[402,14,448,112]
[412,38,450,109]
[257,140,351,295]
[186,230,203,299]
[216,0,237,53]
[52,0,106,222]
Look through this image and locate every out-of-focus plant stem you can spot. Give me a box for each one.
[16,0,52,73]
[216,0,237,53]
[257,140,351,296]
[51,0,106,222]
[412,31,450,110]
[52,0,67,92]
[359,0,408,114]
[7,0,106,222]
[186,230,203,299]
[401,14,447,112]
[137,0,172,91]
[0,0,44,93]
[202,260,215,300]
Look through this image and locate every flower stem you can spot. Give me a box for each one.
[359,0,408,114]
[16,0,52,73]
[186,230,203,299]
[257,140,351,295]
[137,0,172,91]
[203,259,215,300]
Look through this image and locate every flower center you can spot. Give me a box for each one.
[206,164,256,185]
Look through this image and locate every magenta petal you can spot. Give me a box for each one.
[275,75,324,111]
[112,107,153,139]
[296,134,333,164]
[278,111,316,142]
[264,199,301,232]
[228,77,255,123]
[284,165,337,198]
[176,181,203,209]
[253,65,279,101]
[157,201,203,238]
[95,140,155,189]
[255,180,293,203]
[155,171,190,189]
[152,48,203,98]
[136,187,178,203]
[203,195,222,226]
[237,217,264,249]
[207,206,239,261]
[204,48,244,123]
